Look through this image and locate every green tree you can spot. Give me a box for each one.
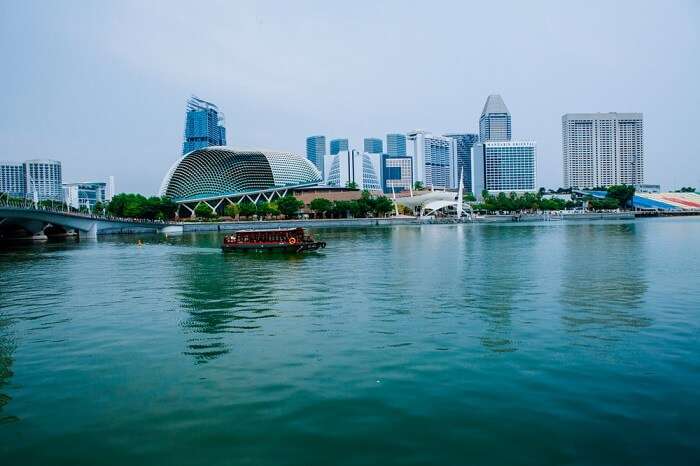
[332,200,353,218]
[414,181,425,191]
[268,201,280,217]
[589,198,620,210]
[276,195,304,218]
[606,184,636,209]
[257,201,273,218]
[195,203,214,219]
[224,203,240,219]
[93,201,104,215]
[309,198,333,218]
[346,181,359,190]
[238,201,257,218]
[677,187,696,193]
[373,196,394,217]
[463,192,476,202]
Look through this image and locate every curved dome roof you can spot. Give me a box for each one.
[159,147,322,201]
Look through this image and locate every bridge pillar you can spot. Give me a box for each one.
[79,222,98,239]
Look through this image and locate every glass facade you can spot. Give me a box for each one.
[473,142,536,195]
[444,133,478,193]
[0,162,26,198]
[386,133,407,157]
[479,95,512,142]
[363,138,383,154]
[25,160,62,201]
[306,135,326,176]
[63,182,110,209]
[330,138,349,155]
[382,155,413,193]
[183,96,226,155]
[324,150,381,190]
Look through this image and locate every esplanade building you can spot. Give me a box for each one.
[159,146,335,216]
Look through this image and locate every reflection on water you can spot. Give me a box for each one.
[560,223,651,341]
[468,226,538,352]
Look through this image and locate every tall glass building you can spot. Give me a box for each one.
[24,159,63,201]
[306,135,326,176]
[472,141,536,197]
[479,95,511,142]
[329,138,349,155]
[183,96,226,155]
[0,162,26,197]
[444,133,479,193]
[363,138,383,154]
[386,133,407,157]
[407,131,458,189]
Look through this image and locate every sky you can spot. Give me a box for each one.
[1,0,698,194]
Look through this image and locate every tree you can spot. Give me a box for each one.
[309,198,333,218]
[93,201,104,215]
[346,181,358,190]
[332,200,353,218]
[606,184,636,209]
[677,187,696,193]
[224,203,240,219]
[238,201,257,218]
[195,203,214,218]
[257,201,273,218]
[414,181,425,191]
[268,201,280,217]
[463,193,476,202]
[373,196,395,217]
[589,198,620,210]
[276,195,304,218]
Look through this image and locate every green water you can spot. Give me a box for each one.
[1,219,699,465]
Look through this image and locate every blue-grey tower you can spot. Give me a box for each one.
[183,96,226,155]
[363,138,383,154]
[479,95,511,142]
[386,133,407,157]
[306,135,326,176]
[330,138,349,155]
[444,133,479,194]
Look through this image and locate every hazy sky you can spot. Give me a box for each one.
[1,0,698,193]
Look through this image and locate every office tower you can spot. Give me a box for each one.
[364,138,383,154]
[382,154,413,193]
[306,135,326,175]
[562,113,644,188]
[479,94,512,142]
[0,162,27,197]
[406,130,458,189]
[183,96,226,155]
[330,138,349,155]
[444,133,479,194]
[386,133,407,157]
[63,181,110,210]
[24,159,63,201]
[472,141,536,198]
[324,150,382,190]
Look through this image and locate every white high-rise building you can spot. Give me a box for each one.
[324,150,382,191]
[406,131,458,189]
[562,113,644,189]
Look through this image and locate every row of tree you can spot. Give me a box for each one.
[106,193,177,220]
[472,191,578,213]
[194,191,395,220]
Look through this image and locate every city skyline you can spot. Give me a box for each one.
[1,1,698,193]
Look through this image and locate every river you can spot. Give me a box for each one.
[1,218,699,465]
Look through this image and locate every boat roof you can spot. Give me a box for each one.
[234,227,304,234]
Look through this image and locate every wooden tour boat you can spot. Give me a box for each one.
[222,227,326,253]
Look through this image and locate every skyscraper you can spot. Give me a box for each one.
[183,96,226,155]
[386,133,407,157]
[24,159,63,201]
[444,133,479,194]
[562,113,644,188]
[306,135,326,175]
[472,141,536,197]
[0,162,26,197]
[479,94,512,142]
[407,130,458,189]
[324,150,382,190]
[364,138,383,154]
[330,138,349,155]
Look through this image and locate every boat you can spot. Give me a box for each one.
[222,227,326,253]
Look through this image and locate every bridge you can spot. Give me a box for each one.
[0,204,183,239]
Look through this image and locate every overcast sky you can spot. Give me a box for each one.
[1,0,698,193]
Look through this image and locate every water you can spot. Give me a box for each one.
[1,218,699,465]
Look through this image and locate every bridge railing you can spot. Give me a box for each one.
[0,194,176,225]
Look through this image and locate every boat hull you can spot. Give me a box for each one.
[221,241,326,253]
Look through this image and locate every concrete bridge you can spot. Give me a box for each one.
[0,205,183,239]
